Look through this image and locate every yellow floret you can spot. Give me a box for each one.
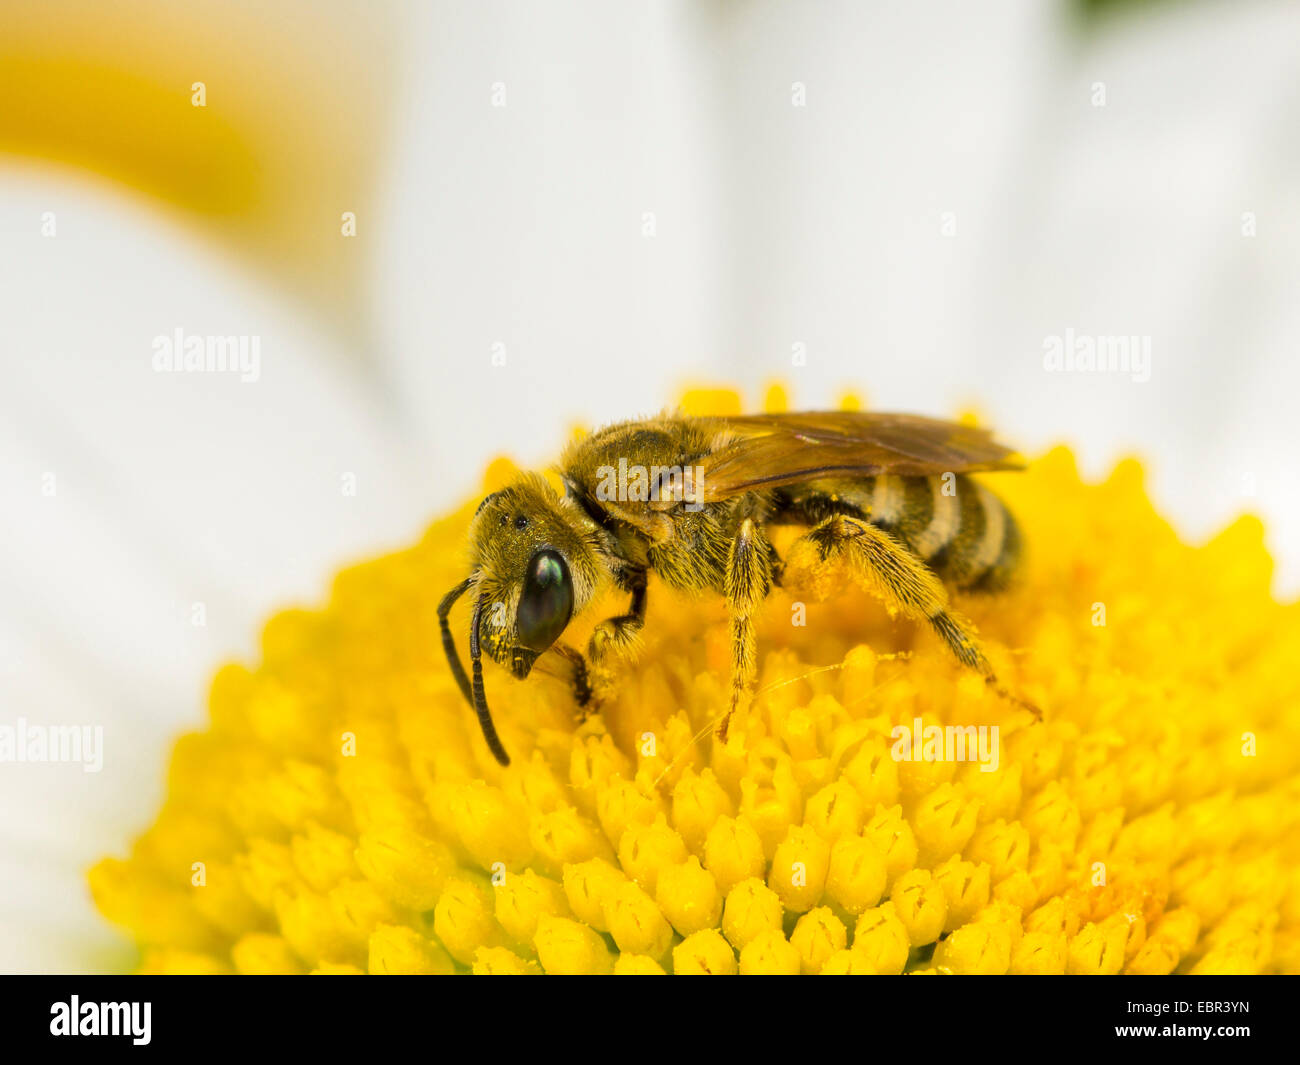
[534,916,614,975]
[655,857,723,936]
[853,903,911,975]
[613,953,668,975]
[768,824,831,913]
[672,929,737,975]
[823,834,887,915]
[603,880,674,960]
[789,907,848,974]
[890,869,950,947]
[738,930,801,975]
[703,817,767,895]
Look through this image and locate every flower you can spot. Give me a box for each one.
[90,390,1300,974]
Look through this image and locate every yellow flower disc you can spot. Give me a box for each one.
[89,388,1300,974]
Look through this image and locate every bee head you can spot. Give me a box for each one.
[465,475,600,677]
[439,473,601,766]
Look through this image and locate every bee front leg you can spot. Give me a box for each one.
[585,576,648,699]
[551,643,593,713]
[718,519,774,743]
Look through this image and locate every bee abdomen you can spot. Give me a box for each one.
[965,495,1021,592]
[898,475,1020,591]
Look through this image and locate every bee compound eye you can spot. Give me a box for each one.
[516,549,573,653]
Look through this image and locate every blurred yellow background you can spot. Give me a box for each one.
[1,0,400,348]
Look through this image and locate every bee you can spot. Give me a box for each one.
[440,410,1030,766]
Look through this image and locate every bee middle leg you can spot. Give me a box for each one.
[718,518,774,743]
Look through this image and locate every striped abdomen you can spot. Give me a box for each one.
[779,472,1021,592]
[869,473,1020,591]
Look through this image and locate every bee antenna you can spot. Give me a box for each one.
[438,577,475,706]
[468,595,511,767]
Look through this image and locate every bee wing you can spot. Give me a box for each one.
[695,411,1023,502]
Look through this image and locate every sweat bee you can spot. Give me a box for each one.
[440,410,1030,766]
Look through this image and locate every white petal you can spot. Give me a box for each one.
[0,167,430,970]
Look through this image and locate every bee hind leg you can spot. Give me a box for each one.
[789,514,1037,717]
[718,519,774,743]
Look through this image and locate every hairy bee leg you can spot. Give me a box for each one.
[803,513,972,652]
[718,519,773,743]
[797,514,1036,715]
[583,576,649,705]
[587,578,648,663]
[587,587,645,708]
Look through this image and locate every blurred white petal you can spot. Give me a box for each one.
[0,167,431,971]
